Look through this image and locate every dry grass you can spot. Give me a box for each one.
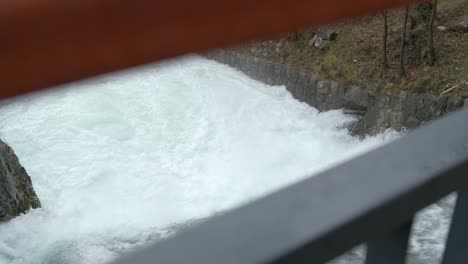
[237,0,468,97]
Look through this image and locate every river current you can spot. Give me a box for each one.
[0,56,451,264]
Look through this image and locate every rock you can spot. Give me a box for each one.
[310,27,337,49]
[343,86,370,111]
[437,25,448,31]
[446,96,463,112]
[454,21,468,33]
[404,116,420,129]
[464,98,468,108]
[316,80,329,95]
[308,35,319,47]
[314,37,328,49]
[316,27,337,40]
[0,139,41,222]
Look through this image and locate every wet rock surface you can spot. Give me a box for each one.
[0,139,41,222]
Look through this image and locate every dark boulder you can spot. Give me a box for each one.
[0,139,41,222]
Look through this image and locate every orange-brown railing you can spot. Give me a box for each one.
[1,0,418,100]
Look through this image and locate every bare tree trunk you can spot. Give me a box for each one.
[400,6,409,77]
[428,0,437,65]
[382,10,388,70]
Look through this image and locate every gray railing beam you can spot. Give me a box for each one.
[442,190,468,264]
[366,218,413,264]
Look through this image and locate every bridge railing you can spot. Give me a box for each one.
[110,108,468,264]
[3,1,461,263]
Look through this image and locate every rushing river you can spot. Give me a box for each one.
[0,56,452,264]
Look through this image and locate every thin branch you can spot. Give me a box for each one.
[440,85,459,96]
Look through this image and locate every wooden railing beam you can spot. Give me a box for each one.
[0,0,419,99]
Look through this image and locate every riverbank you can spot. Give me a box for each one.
[205,50,467,135]
[232,0,467,98]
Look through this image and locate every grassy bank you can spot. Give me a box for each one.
[236,0,467,97]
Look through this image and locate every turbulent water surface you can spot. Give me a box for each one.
[0,56,451,264]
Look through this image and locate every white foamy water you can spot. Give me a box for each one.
[0,56,445,264]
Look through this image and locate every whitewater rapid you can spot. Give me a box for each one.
[0,56,450,264]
